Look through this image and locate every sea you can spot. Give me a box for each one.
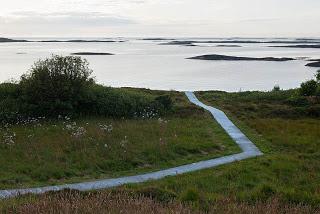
[0,37,319,92]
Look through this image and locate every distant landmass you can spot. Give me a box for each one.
[141,38,172,41]
[160,41,259,45]
[188,54,295,62]
[39,40,121,43]
[305,61,320,67]
[160,40,320,46]
[0,37,124,43]
[0,37,29,42]
[216,45,242,47]
[269,45,320,49]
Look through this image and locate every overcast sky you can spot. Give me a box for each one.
[1,0,319,37]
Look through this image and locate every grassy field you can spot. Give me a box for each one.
[130,90,319,206]
[0,90,239,189]
[1,89,320,213]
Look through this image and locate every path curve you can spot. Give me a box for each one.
[0,92,262,199]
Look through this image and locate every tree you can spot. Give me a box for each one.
[19,55,94,116]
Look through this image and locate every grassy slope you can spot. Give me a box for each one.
[123,90,320,206]
[0,90,240,189]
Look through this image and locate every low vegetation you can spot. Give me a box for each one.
[300,70,320,96]
[2,189,318,214]
[0,55,172,122]
[0,107,239,189]
[2,83,319,213]
[0,58,319,213]
[0,55,239,189]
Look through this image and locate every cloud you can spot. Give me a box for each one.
[4,11,137,26]
[0,11,138,36]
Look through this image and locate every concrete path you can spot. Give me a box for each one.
[0,92,262,199]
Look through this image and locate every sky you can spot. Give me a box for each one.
[0,0,319,37]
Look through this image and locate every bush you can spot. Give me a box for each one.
[0,55,173,121]
[300,80,318,96]
[0,83,20,123]
[19,55,94,116]
[82,84,155,118]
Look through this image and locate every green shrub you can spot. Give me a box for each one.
[19,55,94,117]
[0,55,173,122]
[0,83,21,123]
[82,84,164,118]
[300,80,318,96]
[0,83,19,100]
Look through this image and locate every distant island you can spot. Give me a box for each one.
[0,37,123,43]
[188,54,295,62]
[160,41,259,46]
[0,37,29,42]
[39,40,122,43]
[305,61,320,67]
[216,45,242,47]
[160,40,320,46]
[141,38,173,41]
[71,52,114,56]
[269,45,320,49]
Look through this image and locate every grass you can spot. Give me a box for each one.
[0,90,240,189]
[122,90,320,207]
[1,190,318,213]
[168,90,320,205]
[1,89,320,213]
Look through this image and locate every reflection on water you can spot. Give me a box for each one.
[0,38,318,92]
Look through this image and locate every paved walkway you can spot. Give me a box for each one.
[0,92,262,199]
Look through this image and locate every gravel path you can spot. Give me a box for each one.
[0,92,262,199]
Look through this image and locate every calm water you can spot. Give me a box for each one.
[0,38,319,92]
